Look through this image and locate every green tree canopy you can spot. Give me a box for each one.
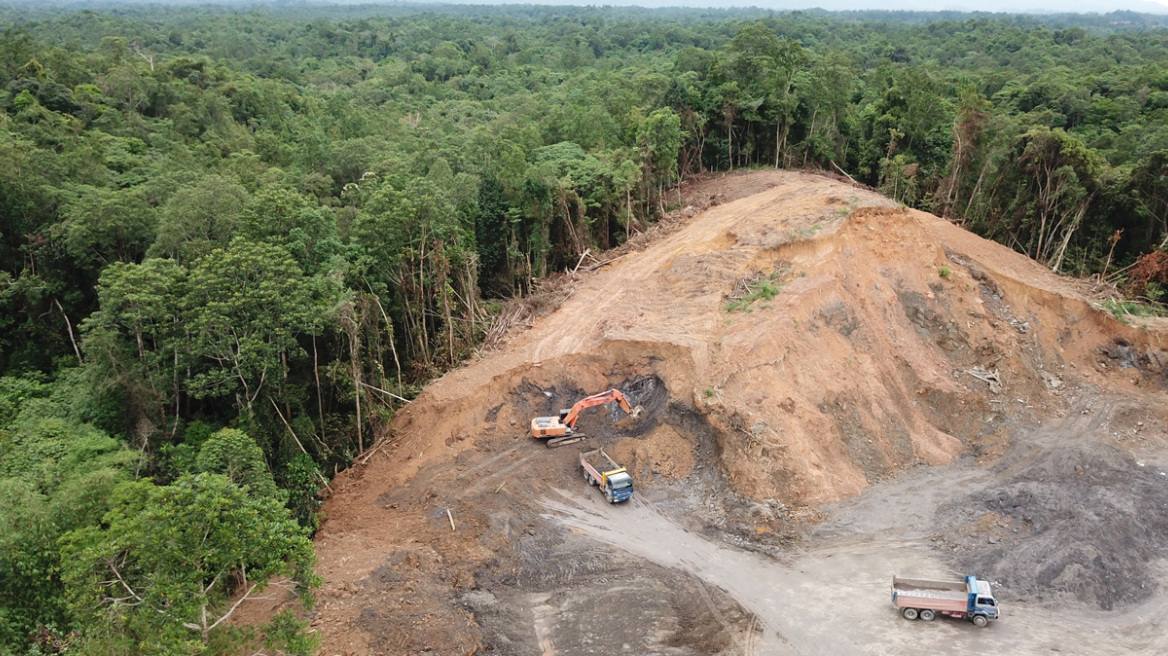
[59,473,318,654]
[195,427,279,499]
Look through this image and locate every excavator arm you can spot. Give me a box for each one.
[531,389,633,446]
[562,389,632,429]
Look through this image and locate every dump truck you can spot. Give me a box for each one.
[580,448,634,503]
[891,575,1000,627]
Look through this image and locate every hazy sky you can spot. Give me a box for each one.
[42,0,1168,15]
[555,0,1168,14]
[298,0,1168,15]
[544,0,1168,13]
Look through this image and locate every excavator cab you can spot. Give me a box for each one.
[530,414,571,438]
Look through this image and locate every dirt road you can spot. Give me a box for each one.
[541,490,854,655]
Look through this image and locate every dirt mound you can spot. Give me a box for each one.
[936,399,1168,611]
[301,171,1168,654]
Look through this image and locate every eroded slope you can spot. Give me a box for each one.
[378,171,1166,504]
[304,171,1168,654]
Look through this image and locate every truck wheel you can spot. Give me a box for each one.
[919,610,935,622]
[902,608,918,620]
[972,615,988,628]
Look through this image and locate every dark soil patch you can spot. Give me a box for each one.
[898,289,969,353]
[646,400,797,556]
[938,440,1168,610]
[469,510,753,655]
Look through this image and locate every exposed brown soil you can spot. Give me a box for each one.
[248,170,1168,655]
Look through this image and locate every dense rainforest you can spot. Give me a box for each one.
[2,2,1168,654]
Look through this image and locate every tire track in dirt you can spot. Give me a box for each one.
[424,440,540,499]
[695,579,752,656]
[456,449,538,498]
[538,490,863,656]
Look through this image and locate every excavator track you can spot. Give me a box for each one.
[545,434,589,448]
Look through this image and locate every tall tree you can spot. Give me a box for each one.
[82,258,188,438]
[1011,127,1103,270]
[185,239,320,414]
[637,108,683,214]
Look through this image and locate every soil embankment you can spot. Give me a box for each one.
[293,171,1168,655]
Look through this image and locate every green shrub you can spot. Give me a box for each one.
[1101,299,1162,322]
[726,274,784,313]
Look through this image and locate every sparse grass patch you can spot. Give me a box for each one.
[939,266,951,278]
[797,223,824,240]
[1101,299,1163,323]
[726,271,785,313]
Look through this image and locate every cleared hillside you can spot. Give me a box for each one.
[285,171,1168,655]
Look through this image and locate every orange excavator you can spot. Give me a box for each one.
[531,389,633,448]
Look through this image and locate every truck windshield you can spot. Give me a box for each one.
[610,475,632,490]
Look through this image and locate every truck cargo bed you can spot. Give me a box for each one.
[894,584,967,602]
[892,577,967,595]
[892,577,971,612]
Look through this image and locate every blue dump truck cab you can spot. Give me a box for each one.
[964,575,1000,624]
[601,469,634,503]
